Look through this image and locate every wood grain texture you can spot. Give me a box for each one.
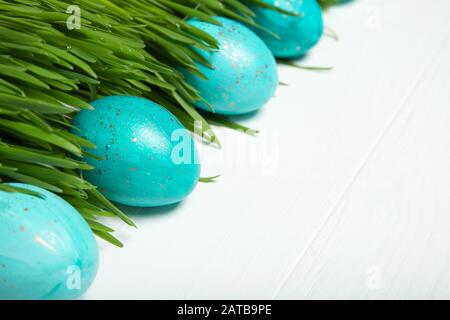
[85,0,450,299]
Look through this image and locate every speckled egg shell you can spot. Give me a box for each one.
[183,17,278,115]
[249,0,324,58]
[0,183,98,300]
[71,96,201,207]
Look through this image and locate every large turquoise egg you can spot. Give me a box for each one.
[183,17,278,115]
[249,0,324,58]
[0,183,98,300]
[72,96,200,207]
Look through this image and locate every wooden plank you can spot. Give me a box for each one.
[85,0,450,299]
[277,6,450,300]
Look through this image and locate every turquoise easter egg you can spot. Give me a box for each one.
[183,17,278,115]
[249,0,324,58]
[72,96,200,207]
[0,183,98,300]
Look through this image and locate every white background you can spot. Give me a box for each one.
[85,0,450,299]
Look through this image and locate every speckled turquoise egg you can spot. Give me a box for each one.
[71,96,200,207]
[182,17,278,115]
[248,0,324,58]
[0,183,98,300]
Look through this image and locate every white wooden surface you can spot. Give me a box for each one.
[85,0,450,299]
